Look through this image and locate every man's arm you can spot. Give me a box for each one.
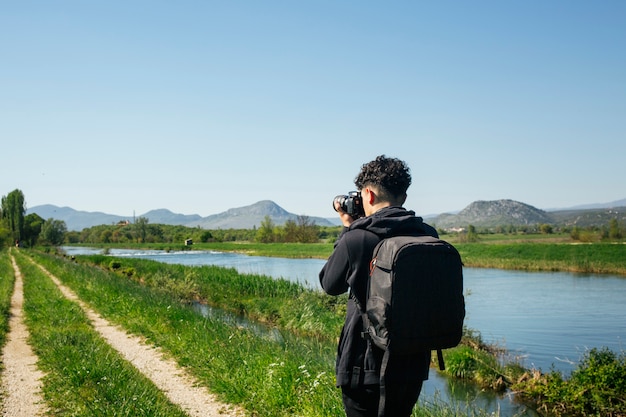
[319,235,351,296]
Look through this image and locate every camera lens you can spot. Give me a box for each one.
[333,195,347,212]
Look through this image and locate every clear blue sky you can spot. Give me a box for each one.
[2,1,624,219]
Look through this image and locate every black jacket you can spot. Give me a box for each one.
[319,206,438,387]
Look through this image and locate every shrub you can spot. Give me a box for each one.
[514,347,626,416]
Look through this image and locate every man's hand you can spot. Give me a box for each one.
[334,201,355,227]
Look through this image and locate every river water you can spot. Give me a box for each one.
[63,247,626,416]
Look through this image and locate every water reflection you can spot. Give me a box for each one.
[420,369,539,417]
[191,301,284,343]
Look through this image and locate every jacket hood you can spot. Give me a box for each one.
[348,206,432,238]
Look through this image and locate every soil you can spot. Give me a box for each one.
[1,255,246,417]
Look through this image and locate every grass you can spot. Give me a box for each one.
[0,250,14,350]
[454,242,626,275]
[0,249,16,406]
[78,254,347,340]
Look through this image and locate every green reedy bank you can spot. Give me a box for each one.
[86,239,626,276]
[455,242,626,275]
[78,253,347,340]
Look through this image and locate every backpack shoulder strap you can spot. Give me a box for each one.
[350,290,372,343]
[377,348,390,417]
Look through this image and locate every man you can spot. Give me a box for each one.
[319,155,438,417]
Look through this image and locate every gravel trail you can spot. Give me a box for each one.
[0,256,47,417]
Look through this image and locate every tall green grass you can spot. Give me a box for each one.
[12,250,189,416]
[0,249,15,364]
[79,254,346,340]
[456,242,626,275]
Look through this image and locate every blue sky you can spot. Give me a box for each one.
[2,1,624,219]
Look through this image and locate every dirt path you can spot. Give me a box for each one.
[1,255,245,417]
[0,257,47,417]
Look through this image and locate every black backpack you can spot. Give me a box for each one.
[354,234,465,416]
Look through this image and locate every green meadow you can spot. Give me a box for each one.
[455,242,626,275]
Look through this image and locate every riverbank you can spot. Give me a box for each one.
[84,237,626,276]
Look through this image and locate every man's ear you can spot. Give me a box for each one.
[364,187,376,204]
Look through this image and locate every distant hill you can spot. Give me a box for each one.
[432,199,626,230]
[546,198,626,211]
[27,205,129,231]
[184,200,334,230]
[27,201,336,231]
[433,200,553,229]
[549,206,626,228]
[141,209,203,225]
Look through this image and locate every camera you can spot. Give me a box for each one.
[333,191,364,219]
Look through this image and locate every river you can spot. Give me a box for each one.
[63,247,626,416]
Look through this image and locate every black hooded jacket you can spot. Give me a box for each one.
[319,206,438,387]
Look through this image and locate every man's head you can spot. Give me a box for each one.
[354,155,411,214]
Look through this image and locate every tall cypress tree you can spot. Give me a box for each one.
[1,189,26,244]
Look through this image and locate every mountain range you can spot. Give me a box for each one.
[27,200,337,231]
[26,198,626,232]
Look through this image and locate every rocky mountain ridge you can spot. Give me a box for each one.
[432,199,553,229]
[431,199,626,230]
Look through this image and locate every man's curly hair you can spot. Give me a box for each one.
[354,155,411,202]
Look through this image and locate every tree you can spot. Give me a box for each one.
[296,215,319,243]
[609,218,622,240]
[23,213,45,247]
[539,223,554,234]
[135,216,149,243]
[199,230,213,243]
[40,218,67,246]
[0,227,11,248]
[256,215,276,243]
[1,189,26,244]
[459,224,479,243]
[283,219,298,242]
